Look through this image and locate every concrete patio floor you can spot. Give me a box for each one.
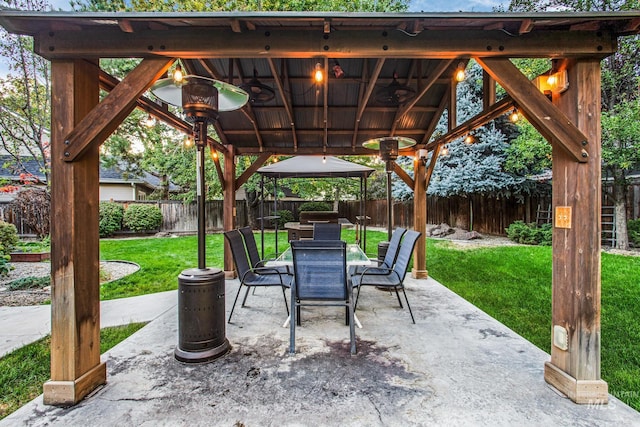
[2,276,638,426]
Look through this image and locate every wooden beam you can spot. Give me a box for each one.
[35,28,616,59]
[412,155,428,279]
[223,145,236,276]
[427,96,513,150]
[44,59,105,406]
[235,152,271,190]
[482,70,496,111]
[476,57,589,163]
[98,70,226,153]
[62,58,173,162]
[425,143,442,189]
[544,58,608,404]
[391,161,414,189]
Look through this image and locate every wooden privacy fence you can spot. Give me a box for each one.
[0,195,543,237]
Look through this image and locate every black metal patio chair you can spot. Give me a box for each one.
[238,226,291,275]
[349,227,406,276]
[312,222,342,240]
[351,230,421,324]
[289,240,356,355]
[224,229,292,324]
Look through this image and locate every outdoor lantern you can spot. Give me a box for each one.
[151,71,248,364]
[363,136,416,241]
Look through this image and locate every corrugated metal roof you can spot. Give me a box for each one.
[1,11,638,156]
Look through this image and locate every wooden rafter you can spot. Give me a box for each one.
[63,58,173,162]
[351,58,385,149]
[232,58,264,151]
[268,58,298,151]
[420,89,450,146]
[391,59,453,135]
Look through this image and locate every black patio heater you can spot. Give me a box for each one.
[152,71,248,363]
[363,136,416,260]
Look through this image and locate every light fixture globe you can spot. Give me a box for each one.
[151,75,248,112]
[362,136,416,161]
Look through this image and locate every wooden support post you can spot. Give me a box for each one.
[544,59,608,404]
[44,59,105,405]
[223,145,236,278]
[412,156,428,279]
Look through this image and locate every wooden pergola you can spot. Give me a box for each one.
[1,10,639,407]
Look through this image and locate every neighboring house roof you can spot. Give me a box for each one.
[0,156,46,182]
[0,156,179,192]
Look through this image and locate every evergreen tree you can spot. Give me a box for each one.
[428,62,523,199]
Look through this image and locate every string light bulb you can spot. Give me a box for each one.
[454,63,466,82]
[184,136,194,148]
[440,146,449,156]
[510,109,520,123]
[172,64,184,84]
[322,155,327,163]
[314,62,324,84]
[143,113,155,128]
[464,134,474,144]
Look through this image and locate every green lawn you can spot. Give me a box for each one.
[426,239,640,411]
[99,232,639,411]
[0,323,146,420]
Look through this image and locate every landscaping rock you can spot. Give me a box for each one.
[428,223,455,237]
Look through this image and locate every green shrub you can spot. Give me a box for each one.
[298,201,332,212]
[628,219,640,247]
[99,202,124,237]
[275,209,294,229]
[0,252,12,277]
[506,221,552,246]
[123,204,163,232]
[0,221,18,256]
[6,276,50,291]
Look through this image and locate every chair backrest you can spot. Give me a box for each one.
[224,229,254,280]
[291,240,347,300]
[313,222,342,240]
[381,227,407,268]
[238,226,262,267]
[392,230,421,281]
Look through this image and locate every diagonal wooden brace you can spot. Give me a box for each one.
[62,58,173,162]
[476,57,588,163]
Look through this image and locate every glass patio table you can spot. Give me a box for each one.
[269,243,371,267]
[267,242,371,328]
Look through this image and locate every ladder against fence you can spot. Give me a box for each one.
[601,205,616,248]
